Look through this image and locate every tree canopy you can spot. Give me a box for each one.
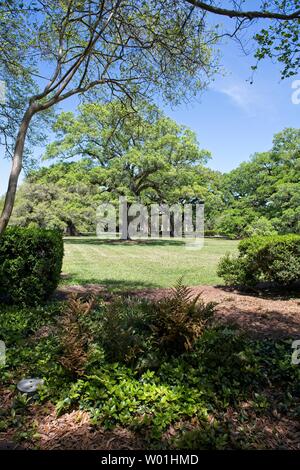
[11,160,100,234]
[1,0,299,233]
[187,0,300,79]
[217,128,300,237]
[0,0,217,233]
[45,100,214,204]
[12,101,224,234]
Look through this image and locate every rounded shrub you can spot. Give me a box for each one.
[217,234,300,288]
[244,217,277,238]
[0,226,64,305]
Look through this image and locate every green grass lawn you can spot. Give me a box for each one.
[62,237,238,290]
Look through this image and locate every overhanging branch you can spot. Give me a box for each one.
[185,1,300,20]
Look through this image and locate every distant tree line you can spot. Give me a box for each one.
[7,101,300,239]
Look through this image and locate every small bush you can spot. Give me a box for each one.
[0,226,63,305]
[244,217,277,238]
[217,234,300,287]
[217,253,249,286]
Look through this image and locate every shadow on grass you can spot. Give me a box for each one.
[60,275,159,292]
[63,237,186,247]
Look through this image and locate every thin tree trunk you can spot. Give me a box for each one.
[0,106,36,235]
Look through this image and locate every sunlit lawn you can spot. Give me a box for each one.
[62,237,238,290]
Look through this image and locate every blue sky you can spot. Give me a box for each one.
[1,30,299,195]
[165,42,300,173]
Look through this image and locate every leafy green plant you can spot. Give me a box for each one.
[54,327,300,444]
[174,422,231,450]
[97,279,216,364]
[98,297,155,367]
[0,226,64,305]
[218,234,300,287]
[0,301,62,360]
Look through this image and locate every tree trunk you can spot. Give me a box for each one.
[0,106,36,235]
[65,221,79,236]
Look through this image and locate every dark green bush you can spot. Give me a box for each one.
[0,226,63,305]
[217,234,300,287]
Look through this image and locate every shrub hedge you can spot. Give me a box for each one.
[217,234,300,288]
[0,226,63,305]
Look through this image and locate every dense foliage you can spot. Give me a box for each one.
[98,280,216,367]
[11,160,100,235]
[0,294,299,449]
[217,128,300,238]
[0,227,63,305]
[218,234,300,287]
[44,100,215,207]
[253,0,300,79]
[12,101,224,235]
[11,124,299,239]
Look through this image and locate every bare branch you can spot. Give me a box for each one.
[185,0,300,20]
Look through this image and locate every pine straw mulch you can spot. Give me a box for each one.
[1,402,300,450]
[0,402,145,450]
[24,406,144,450]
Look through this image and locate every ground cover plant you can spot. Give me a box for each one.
[1,0,300,457]
[0,287,299,450]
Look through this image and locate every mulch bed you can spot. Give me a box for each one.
[57,283,300,339]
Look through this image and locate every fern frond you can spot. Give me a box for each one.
[58,294,95,377]
[171,276,194,305]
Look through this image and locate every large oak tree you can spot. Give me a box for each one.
[14,101,222,235]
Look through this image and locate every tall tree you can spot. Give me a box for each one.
[44,100,212,205]
[1,1,299,234]
[0,0,300,234]
[13,101,223,235]
[0,0,217,234]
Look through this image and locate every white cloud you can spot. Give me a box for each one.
[212,79,275,117]
[220,83,255,110]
